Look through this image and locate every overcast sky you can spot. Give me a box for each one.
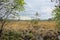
[19,0,56,20]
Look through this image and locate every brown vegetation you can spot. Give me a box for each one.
[0,21,60,40]
[3,21,56,31]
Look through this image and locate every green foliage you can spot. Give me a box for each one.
[53,7,60,29]
[0,0,25,39]
[0,0,25,11]
[53,7,60,20]
[0,0,25,22]
[51,0,60,30]
[14,0,26,11]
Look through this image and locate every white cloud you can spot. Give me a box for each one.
[22,0,56,20]
[8,16,32,20]
[20,16,32,20]
[41,7,54,13]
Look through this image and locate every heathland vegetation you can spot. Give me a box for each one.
[0,0,60,40]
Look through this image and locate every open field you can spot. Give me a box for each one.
[2,21,57,31]
[0,21,59,40]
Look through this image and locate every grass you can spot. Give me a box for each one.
[0,20,59,40]
[3,20,56,31]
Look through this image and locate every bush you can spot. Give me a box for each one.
[1,28,60,40]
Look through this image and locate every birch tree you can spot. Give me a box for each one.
[0,0,25,39]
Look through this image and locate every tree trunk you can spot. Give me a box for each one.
[0,20,5,39]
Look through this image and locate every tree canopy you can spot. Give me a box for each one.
[52,0,60,30]
[0,0,25,39]
[0,0,25,20]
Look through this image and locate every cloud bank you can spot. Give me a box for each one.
[19,0,55,20]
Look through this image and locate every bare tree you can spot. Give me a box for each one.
[35,12,39,20]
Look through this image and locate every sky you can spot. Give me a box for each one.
[19,0,56,20]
